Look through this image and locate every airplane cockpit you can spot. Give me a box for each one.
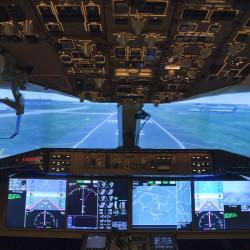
[0,0,250,249]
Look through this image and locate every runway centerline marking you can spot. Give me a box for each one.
[72,113,116,148]
[150,118,186,149]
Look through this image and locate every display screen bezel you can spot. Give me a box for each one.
[66,177,129,231]
[5,176,250,233]
[193,180,250,231]
[6,177,68,230]
[5,176,130,232]
[131,177,193,231]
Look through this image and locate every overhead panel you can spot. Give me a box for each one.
[0,0,248,103]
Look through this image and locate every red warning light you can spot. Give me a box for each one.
[21,157,42,163]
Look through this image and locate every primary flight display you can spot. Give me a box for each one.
[194,181,250,231]
[7,178,66,229]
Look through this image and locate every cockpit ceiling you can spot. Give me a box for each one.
[0,0,249,104]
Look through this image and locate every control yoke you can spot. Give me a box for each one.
[0,81,24,139]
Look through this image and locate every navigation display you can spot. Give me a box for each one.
[7,178,66,229]
[194,181,250,231]
[67,179,128,230]
[132,179,192,230]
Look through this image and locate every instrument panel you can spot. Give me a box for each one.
[4,177,250,233]
[49,150,213,175]
[0,148,250,239]
[1,147,249,176]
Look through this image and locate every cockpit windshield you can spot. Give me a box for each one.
[140,92,250,157]
[0,88,250,158]
[0,88,118,158]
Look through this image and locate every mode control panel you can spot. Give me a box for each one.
[47,150,213,175]
[83,152,176,170]
[107,153,176,171]
[191,154,213,175]
[49,153,72,173]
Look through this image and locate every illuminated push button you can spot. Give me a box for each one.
[150,160,155,169]
[96,161,103,168]
[90,159,96,168]
[158,165,170,170]
[132,164,138,169]
[124,162,130,169]
[140,159,147,169]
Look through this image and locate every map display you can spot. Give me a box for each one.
[132,180,192,230]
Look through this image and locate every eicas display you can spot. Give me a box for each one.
[7,178,66,229]
[194,181,250,231]
[132,179,192,230]
[67,179,128,230]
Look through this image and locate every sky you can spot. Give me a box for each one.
[181,92,250,105]
[1,88,250,105]
[0,89,78,102]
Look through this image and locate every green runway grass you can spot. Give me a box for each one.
[144,103,250,156]
[0,101,117,158]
